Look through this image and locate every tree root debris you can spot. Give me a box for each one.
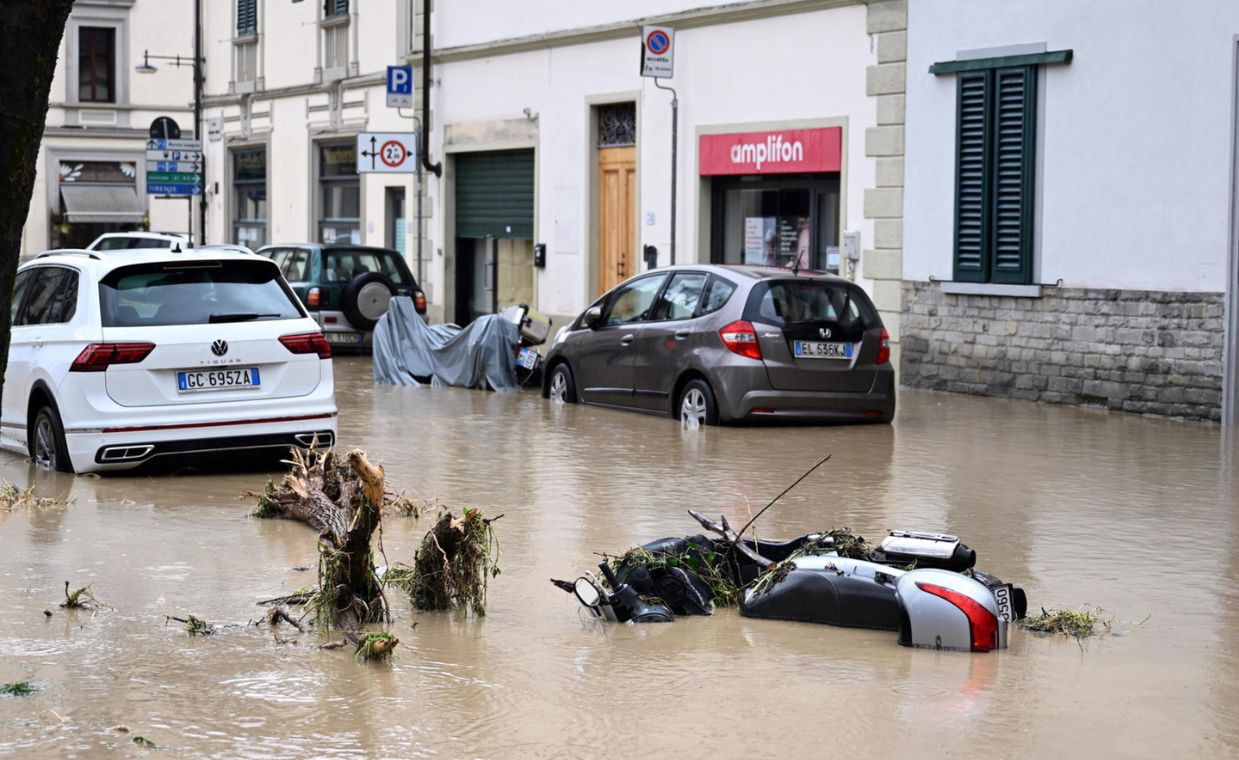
[353,631,399,662]
[0,482,68,510]
[166,614,212,636]
[60,581,109,611]
[385,509,502,616]
[1021,607,1111,638]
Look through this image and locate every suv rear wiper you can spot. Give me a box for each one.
[208,312,280,323]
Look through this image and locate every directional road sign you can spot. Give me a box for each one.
[641,25,675,78]
[356,132,417,173]
[145,138,203,196]
[386,65,414,108]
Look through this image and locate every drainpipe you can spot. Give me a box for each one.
[421,0,441,178]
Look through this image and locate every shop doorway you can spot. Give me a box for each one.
[453,150,535,325]
[595,102,637,294]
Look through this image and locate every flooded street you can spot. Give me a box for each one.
[1,356,1236,758]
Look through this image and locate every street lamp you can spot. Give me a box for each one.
[132,0,205,244]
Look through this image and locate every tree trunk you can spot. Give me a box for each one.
[0,1,75,408]
[254,448,388,630]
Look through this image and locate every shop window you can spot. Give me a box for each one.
[951,66,1036,284]
[78,27,115,103]
[318,143,360,244]
[233,148,267,248]
[711,175,840,273]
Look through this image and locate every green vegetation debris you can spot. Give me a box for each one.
[386,508,501,616]
[1,681,37,697]
[166,614,212,636]
[382,491,440,519]
[612,544,744,608]
[353,631,399,662]
[132,735,157,749]
[1021,607,1111,638]
[0,482,67,510]
[60,581,109,611]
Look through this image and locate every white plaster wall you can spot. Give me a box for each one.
[438,0,757,49]
[437,3,875,317]
[905,0,1238,292]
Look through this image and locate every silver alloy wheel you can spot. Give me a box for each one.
[549,369,569,402]
[32,415,56,469]
[357,281,393,321]
[680,387,708,429]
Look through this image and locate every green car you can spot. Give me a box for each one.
[256,244,426,349]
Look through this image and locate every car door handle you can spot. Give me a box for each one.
[620,333,635,346]
[674,330,691,340]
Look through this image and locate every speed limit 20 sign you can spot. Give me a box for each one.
[355,132,418,173]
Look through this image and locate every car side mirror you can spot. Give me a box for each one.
[581,305,604,329]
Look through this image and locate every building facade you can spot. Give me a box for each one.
[19,0,198,259]
[902,0,1239,424]
[198,0,908,357]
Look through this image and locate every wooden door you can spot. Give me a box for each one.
[597,146,636,294]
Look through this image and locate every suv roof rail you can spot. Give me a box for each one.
[36,250,101,261]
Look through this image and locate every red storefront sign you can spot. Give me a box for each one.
[698,127,842,176]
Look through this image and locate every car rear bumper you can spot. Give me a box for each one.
[310,310,372,348]
[68,413,338,472]
[715,364,896,422]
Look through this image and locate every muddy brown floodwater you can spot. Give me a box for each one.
[1,356,1237,757]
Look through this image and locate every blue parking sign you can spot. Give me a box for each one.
[386,65,413,108]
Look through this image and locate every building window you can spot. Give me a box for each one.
[950,66,1037,284]
[325,0,350,18]
[318,143,359,244]
[233,148,267,248]
[597,103,636,147]
[237,0,257,37]
[711,175,841,273]
[78,27,116,103]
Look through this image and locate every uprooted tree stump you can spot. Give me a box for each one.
[252,448,389,631]
[386,508,501,616]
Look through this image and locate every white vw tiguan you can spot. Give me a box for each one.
[1,249,337,473]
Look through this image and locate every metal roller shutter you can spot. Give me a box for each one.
[455,150,534,239]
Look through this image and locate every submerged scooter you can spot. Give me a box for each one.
[557,516,1027,653]
[499,303,551,387]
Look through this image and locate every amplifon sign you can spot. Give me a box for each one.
[698,127,842,176]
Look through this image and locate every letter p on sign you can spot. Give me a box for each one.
[387,65,414,108]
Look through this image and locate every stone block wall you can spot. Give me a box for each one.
[901,282,1226,421]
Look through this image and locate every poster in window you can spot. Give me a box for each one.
[744,217,775,265]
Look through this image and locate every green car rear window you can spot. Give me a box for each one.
[323,250,408,286]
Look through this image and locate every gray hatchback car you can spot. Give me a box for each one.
[541,265,894,424]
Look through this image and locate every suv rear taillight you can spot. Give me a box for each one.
[719,320,762,361]
[70,342,156,372]
[414,290,427,314]
[280,332,332,359]
[307,287,321,308]
[876,327,891,365]
[915,582,1000,652]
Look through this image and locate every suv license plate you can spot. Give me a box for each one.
[325,332,363,344]
[793,341,853,359]
[177,368,261,392]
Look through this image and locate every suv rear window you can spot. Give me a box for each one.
[99,260,303,327]
[323,249,409,286]
[745,279,879,330]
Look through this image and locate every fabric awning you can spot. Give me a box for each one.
[61,184,144,223]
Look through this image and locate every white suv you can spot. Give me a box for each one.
[1,249,337,473]
[87,231,191,252]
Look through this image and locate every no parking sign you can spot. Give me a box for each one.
[641,25,674,78]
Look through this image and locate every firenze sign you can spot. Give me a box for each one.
[698,127,842,176]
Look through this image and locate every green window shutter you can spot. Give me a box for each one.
[455,150,535,239]
[989,66,1036,284]
[326,0,349,17]
[237,0,257,36]
[953,70,992,283]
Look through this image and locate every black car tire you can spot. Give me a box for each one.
[677,378,719,427]
[340,271,397,332]
[547,363,578,404]
[31,404,73,473]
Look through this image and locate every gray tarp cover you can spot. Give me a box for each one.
[372,297,520,391]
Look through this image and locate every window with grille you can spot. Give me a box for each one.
[952,66,1036,284]
[597,103,636,147]
[78,27,116,103]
